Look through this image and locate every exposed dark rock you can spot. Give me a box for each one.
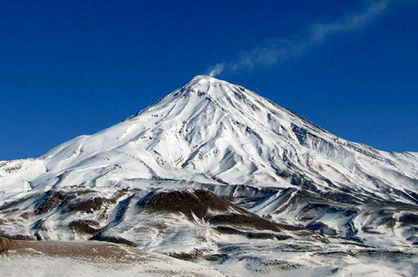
[291,124,307,145]
[65,197,109,214]
[399,213,418,225]
[32,219,48,240]
[207,213,281,232]
[140,189,235,219]
[111,189,128,201]
[0,236,10,253]
[203,253,228,262]
[142,189,304,235]
[298,203,357,222]
[34,191,69,215]
[307,221,338,236]
[34,190,124,216]
[215,225,291,240]
[357,249,416,262]
[20,212,30,219]
[246,232,291,240]
[381,216,396,228]
[89,234,136,247]
[215,226,244,235]
[260,259,302,270]
[69,220,99,234]
[320,192,363,205]
[290,175,319,192]
[313,250,356,257]
[168,249,203,261]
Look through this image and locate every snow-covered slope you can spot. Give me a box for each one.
[1,75,417,275]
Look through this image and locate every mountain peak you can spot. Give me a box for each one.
[183,75,225,91]
[1,75,417,275]
[126,75,236,122]
[178,74,252,103]
[188,74,221,84]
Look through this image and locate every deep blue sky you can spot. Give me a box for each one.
[0,0,417,159]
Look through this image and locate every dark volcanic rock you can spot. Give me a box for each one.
[207,213,282,232]
[34,191,70,215]
[168,249,203,261]
[246,232,291,240]
[140,189,235,219]
[90,234,136,247]
[65,197,110,214]
[215,225,291,240]
[307,221,338,236]
[141,189,304,236]
[399,213,418,225]
[69,220,100,234]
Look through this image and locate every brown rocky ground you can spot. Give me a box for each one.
[0,237,227,276]
[1,237,151,263]
[0,236,10,253]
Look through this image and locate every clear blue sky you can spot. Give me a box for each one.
[0,0,417,159]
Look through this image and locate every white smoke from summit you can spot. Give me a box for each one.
[208,0,388,76]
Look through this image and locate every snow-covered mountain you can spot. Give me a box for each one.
[1,75,417,276]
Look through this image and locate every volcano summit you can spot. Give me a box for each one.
[0,76,417,276]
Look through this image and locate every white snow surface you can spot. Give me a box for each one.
[1,75,417,276]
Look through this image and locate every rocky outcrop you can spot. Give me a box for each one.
[0,236,10,253]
